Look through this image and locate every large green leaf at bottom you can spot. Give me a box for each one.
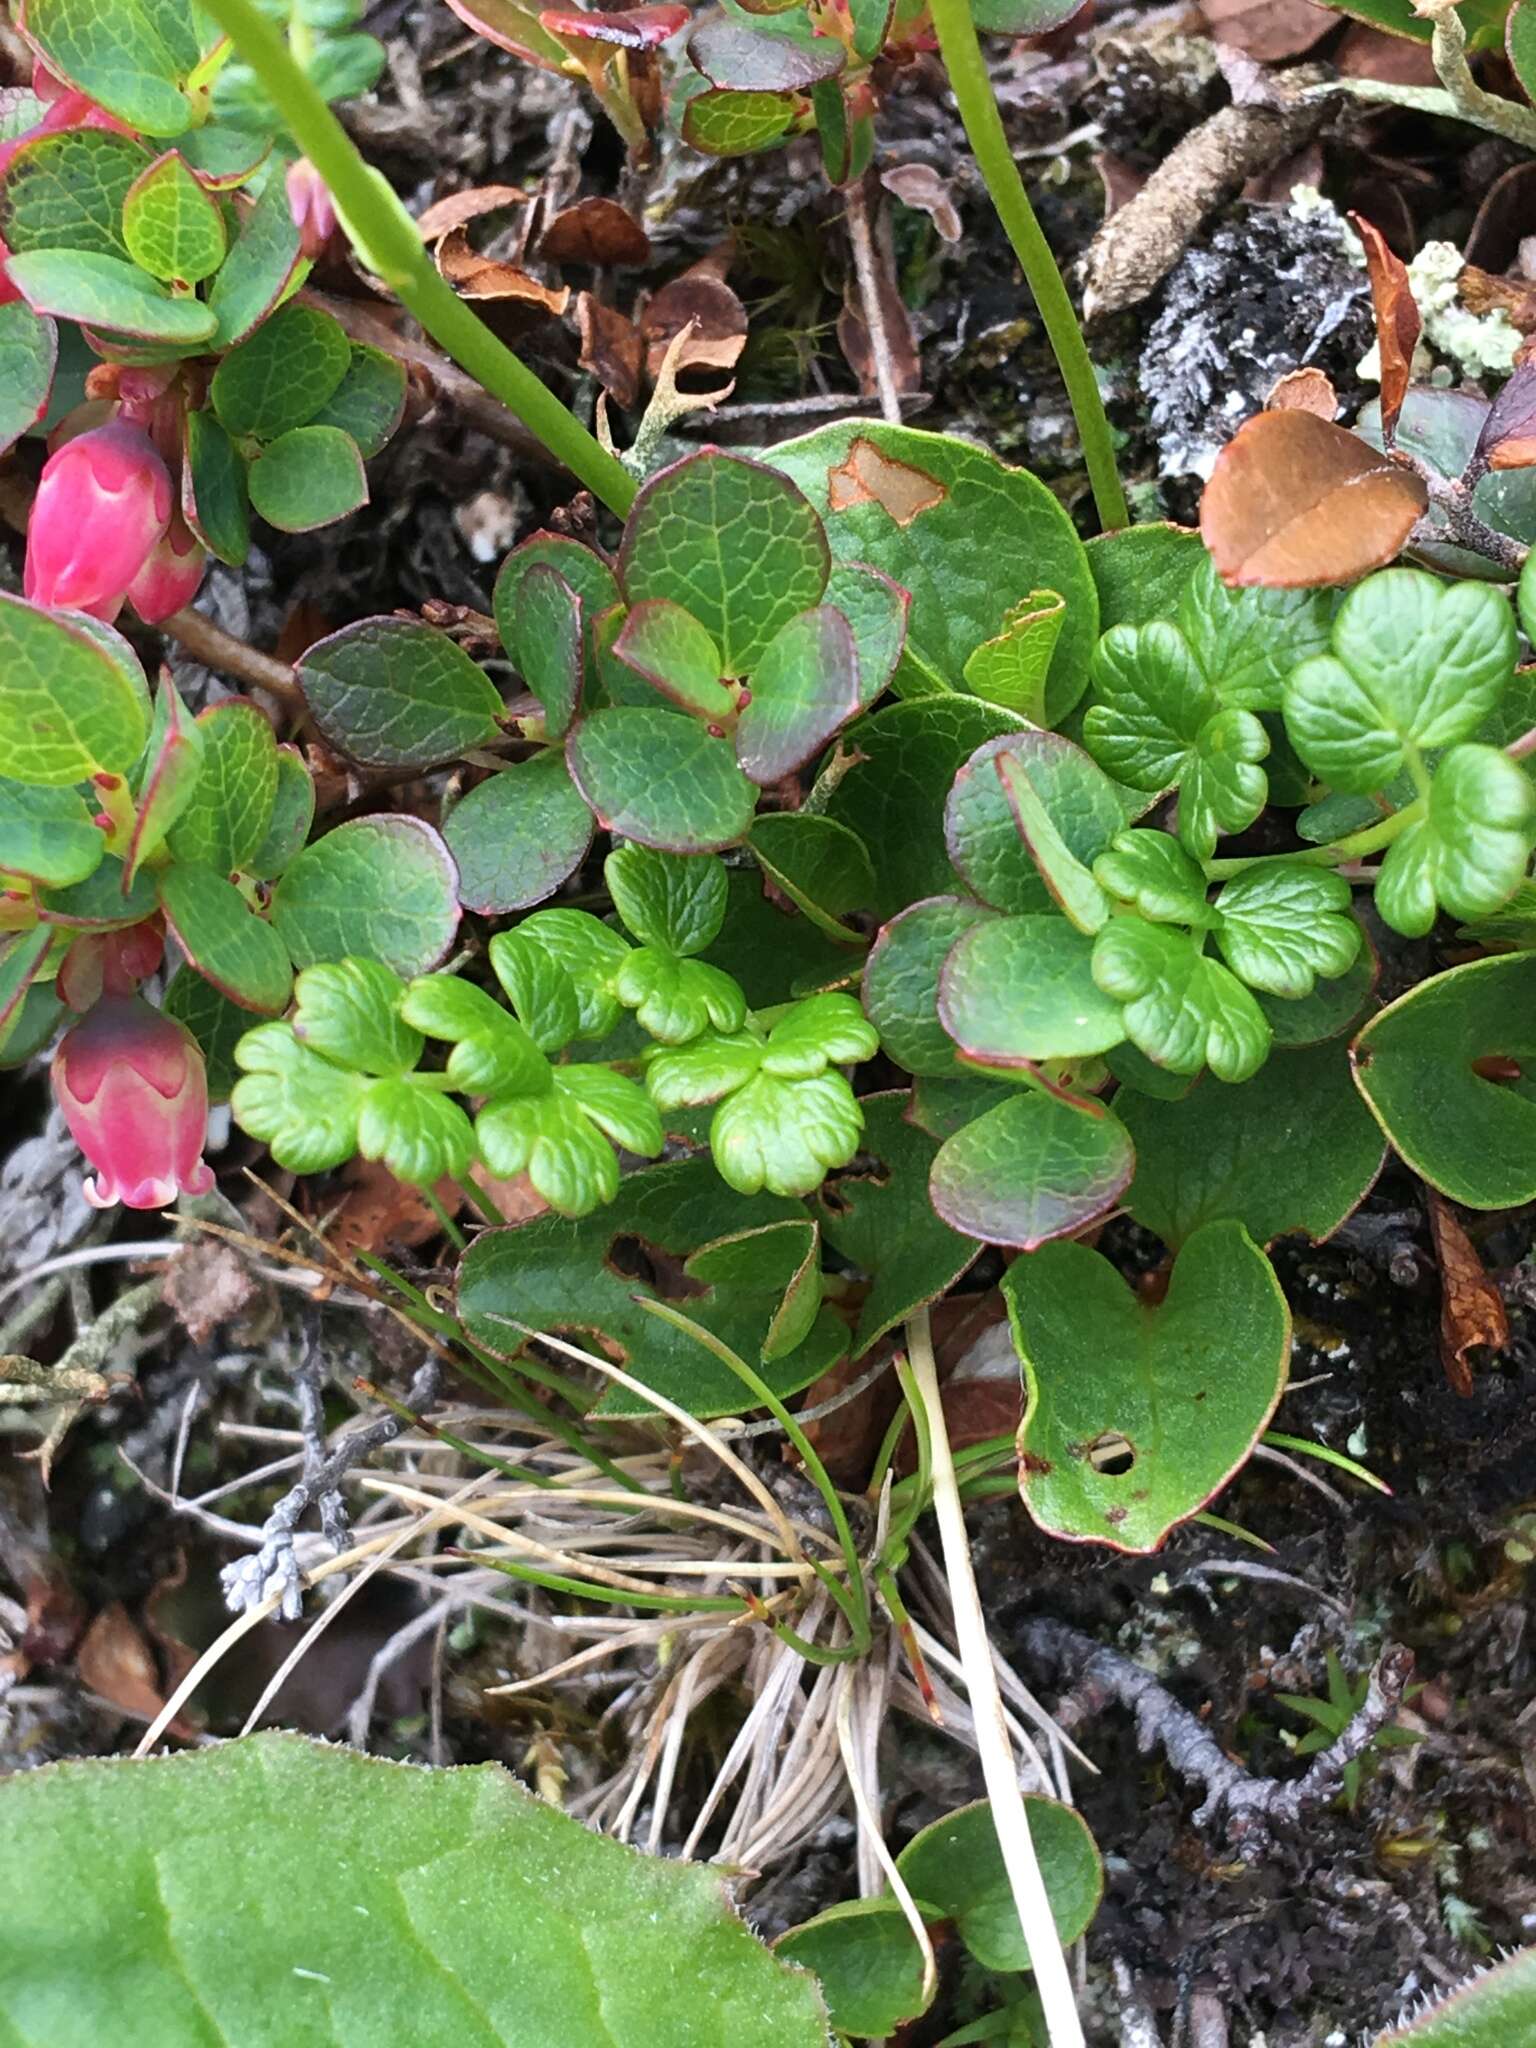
[0,1731,828,2048]
[456,1155,847,1417]
[1373,1947,1536,2046]
[1004,1219,1289,1551]
[929,1088,1133,1249]
[1350,952,1536,1208]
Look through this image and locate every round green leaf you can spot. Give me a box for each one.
[211,301,351,440]
[940,914,1126,1065]
[863,895,996,1077]
[930,1088,1133,1249]
[271,815,461,977]
[4,246,215,344]
[0,1730,829,2048]
[619,449,829,676]
[736,603,861,785]
[0,128,147,258]
[689,17,845,86]
[1351,952,1536,1208]
[306,341,407,458]
[298,616,503,770]
[1121,1038,1386,1249]
[895,1797,1103,1973]
[0,593,149,785]
[157,863,294,1015]
[681,87,798,155]
[0,300,56,460]
[613,597,731,721]
[1006,1220,1290,1551]
[248,424,368,533]
[567,706,757,853]
[18,0,196,134]
[206,174,304,351]
[1087,521,1205,632]
[775,1900,930,2040]
[121,149,227,283]
[494,532,621,703]
[444,750,594,914]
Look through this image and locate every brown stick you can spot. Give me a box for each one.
[162,607,302,709]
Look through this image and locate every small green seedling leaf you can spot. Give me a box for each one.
[1006,1220,1290,1550]
[612,598,734,722]
[165,698,278,877]
[0,594,149,785]
[776,1901,931,2040]
[356,1077,478,1185]
[444,750,593,914]
[1094,829,1212,928]
[605,843,728,956]
[400,973,546,1096]
[681,87,798,156]
[488,926,582,1051]
[895,1798,1103,1973]
[157,865,293,1015]
[211,301,351,440]
[1092,919,1271,1082]
[1213,863,1362,998]
[0,781,104,890]
[962,587,1065,721]
[929,1088,1133,1249]
[476,1071,662,1216]
[736,603,861,785]
[941,914,1126,1066]
[1374,745,1536,938]
[567,707,757,853]
[272,816,460,976]
[121,149,226,283]
[863,895,996,1077]
[298,616,503,770]
[291,957,421,1075]
[616,950,748,1043]
[508,562,584,740]
[248,424,367,532]
[505,909,631,1040]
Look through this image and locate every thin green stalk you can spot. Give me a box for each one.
[423,1185,466,1252]
[1203,797,1425,882]
[197,0,636,517]
[460,1549,748,1614]
[926,0,1129,533]
[455,1175,506,1229]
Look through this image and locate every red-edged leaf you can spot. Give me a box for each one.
[541,4,688,46]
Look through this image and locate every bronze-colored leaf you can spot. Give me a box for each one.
[1477,359,1536,471]
[415,184,529,242]
[879,163,962,242]
[1202,0,1333,62]
[539,195,652,268]
[1351,210,1421,443]
[1426,1190,1509,1398]
[436,227,570,312]
[639,266,748,380]
[76,1601,199,1739]
[1265,366,1338,418]
[578,290,643,409]
[1200,409,1427,589]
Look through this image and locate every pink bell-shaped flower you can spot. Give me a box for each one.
[285,157,337,261]
[52,996,215,1210]
[24,416,173,619]
[126,512,206,623]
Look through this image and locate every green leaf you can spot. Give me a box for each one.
[568,707,757,853]
[161,967,251,1102]
[0,926,54,1045]
[1006,1220,1290,1550]
[1372,1947,1536,2046]
[863,895,996,1077]
[0,780,105,888]
[929,1088,1133,1248]
[616,948,748,1043]
[1374,746,1536,937]
[173,125,270,190]
[941,914,1126,1066]
[895,1798,1103,1973]
[475,1087,622,1215]
[231,1020,367,1172]
[125,673,205,882]
[776,1900,931,2040]
[488,926,582,1051]
[211,300,351,439]
[827,696,1025,919]
[690,16,844,86]
[1176,554,1335,714]
[706,868,864,1009]
[38,855,157,930]
[759,990,877,1072]
[0,128,146,258]
[508,562,585,740]
[711,1072,864,1196]
[157,864,293,1014]
[506,909,631,1039]
[494,532,621,705]
[552,1062,664,1158]
[1087,521,1204,631]
[0,593,150,785]
[825,560,908,707]
[1094,830,1213,927]
[248,423,367,532]
[18,0,197,133]
[165,698,278,876]
[298,616,502,770]
[181,408,250,567]
[645,1028,763,1108]
[458,1155,846,1416]
[813,1092,976,1354]
[120,149,226,283]
[995,743,1114,933]
[749,811,875,942]
[272,816,460,976]
[1120,1038,1386,1249]
[620,450,829,677]
[290,956,419,1073]
[606,843,727,956]
[1283,570,1516,795]
[1258,941,1376,1047]
[245,746,315,881]
[962,588,1065,721]
[5,245,214,344]
[400,973,545,1095]
[357,1076,478,1183]
[1350,951,1536,1208]
[0,300,56,459]
[736,604,861,784]
[1092,920,1271,1082]
[306,340,406,458]
[444,749,593,914]
[681,87,798,154]
[206,173,304,350]
[770,421,1098,724]
[1213,863,1362,998]
[612,598,733,722]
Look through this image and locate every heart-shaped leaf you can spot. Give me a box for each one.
[1120,1037,1385,1248]
[1094,829,1213,928]
[299,617,503,770]
[1092,919,1270,1082]
[941,914,1126,1066]
[291,957,420,1075]
[1006,1220,1290,1550]
[121,149,226,284]
[1213,863,1362,997]
[248,424,367,532]
[0,594,149,785]
[929,1087,1133,1248]
[272,816,460,977]
[5,246,214,344]
[400,973,543,1095]
[444,749,593,913]
[736,603,860,784]
[231,1020,369,1173]
[157,864,293,1014]
[895,1797,1103,1972]
[211,301,351,441]
[775,1900,931,2041]
[606,842,727,956]
[568,706,757,852]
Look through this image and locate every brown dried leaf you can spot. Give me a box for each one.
[1351,211,1421,442]
[1336,22,1438,84]
[327,1159,460,1264]
[1266,366,1338,418]
[799,1345,903,1488]
[880,163,962,242]
[827,435,946,524]
[1203,0,1333,62]
[1467,161,1536,273]
[436,228,570,312]
[1094,151,1147,219]
[1460,261,1536,338]
[1426,1190,1509,1398]
[1200,409,1427,588]
[77,1601,198,1738]
[639,268,747,381]
[162,1238,261,1346]
[577,290,642,409]
[1477,359,1536,471]
[539,195,651,267]
[416,184,529,243]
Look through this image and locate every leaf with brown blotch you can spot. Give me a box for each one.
[1266,366,1338,418]
[578,291,642,409]
[1477,359,1536,472]
[639,267,748,380]
[435,228,570,312]
[415,185,529,243]
[1203,0,1334,63]
[1200,409,1428,589]
[539,196,651,268]
[826,434,947,524]
[1426,1189,1509,1398]
[1350,211,1421,443]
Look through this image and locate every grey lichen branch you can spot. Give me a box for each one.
[1018,1617,1415,1854]
[1322,0,1536,153]
[220,1354,441,1620]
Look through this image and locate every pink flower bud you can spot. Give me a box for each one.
[285,158,337,262]
[57,921,166,1013]
[126,513,206,623]
[51,996,215,1210]
[24,416,172,618]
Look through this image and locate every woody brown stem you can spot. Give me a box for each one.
[162,607,303,709]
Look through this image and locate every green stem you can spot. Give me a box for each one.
[926,0,1129,533]
[456,1175,506,1229]
[1203,798,1425,881]
[196,0,636,518]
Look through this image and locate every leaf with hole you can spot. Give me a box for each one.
[299,616,503,771]
[1005,1219,1290,1550]
[929,1087,1133,1248]
[272,816,460,977]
